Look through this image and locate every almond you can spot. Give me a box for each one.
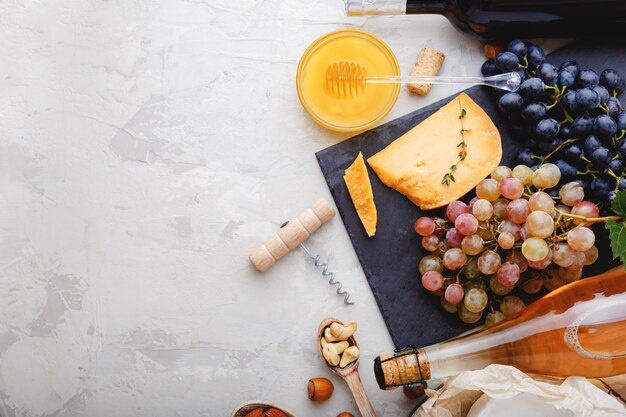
[263,408,287,417]
[244,408,264,417]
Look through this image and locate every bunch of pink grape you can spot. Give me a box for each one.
[415,163,600,325]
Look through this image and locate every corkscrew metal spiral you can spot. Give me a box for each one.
[300,243,355,305]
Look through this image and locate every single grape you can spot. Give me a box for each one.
[434,240,451,257]
[497,261,521,286]
[526,211,555,238]
[455,213,479,236]
[458,302,483,324]
[443,248,467,270]
[431,217,447,238]
[507,251,529,273]
[532,163,561,189]
[419,255,444,275]
[607,97,622,118]
[506,198,530,224]
[491,166,513,182]
[441,297,458,313]
[462,257,481,279]
[495,51,520,72]
[528,191,554,213]
[522,237,549,262]
[527,45,546,67]
[461,234,484,256]
[476,178,501,201]
[575,87,601,111]
[554,159,578,182]
[527,248,552,270]
[608,158,625,177]
[567,250,587,270]
[481,59,498,77]
[522,277,544,294]
[571,201,599,225]
[472,199,494,221]
[485,310,506,326]
[536,118,560,139]
[512,165,533,186]
[422,235,441,252]
[560,267,582,283]
[578,69,600,88]
[446,200,469,222]
[519,77,545,99]
[583,245,599,266]
[563,144,584,164]
[499,176,524,199]
[498,231,516,249]
[492,198,510,219]
[520,223,530,241]
[422,271,444,291]
[490,276,513,296]
[557,69,576,88]
[590,147,612,171]
[500,296,525,317]
[561,91,579,116]
[507,40,528,58]
[591,176,613,202]
[572,115,594,137]
[552,243,575,268]
[464,288,488,313]
[521,102,548,122]
[497,219,521,240]
[444,283,465,305]
[543,270,567,291]
[446,228,464,248]
[600,68,625,95]
[414,217,436,236]
[498,92,524,114]
[478,250,501,275]
[559,182,585,206]
[537,63,558,85]
[618,113,626,134]
[567,227,595,252]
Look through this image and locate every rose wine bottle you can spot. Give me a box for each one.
[374,269,626,390]
[345,0,626,39]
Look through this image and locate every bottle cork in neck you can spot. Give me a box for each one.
[374,349,430,390]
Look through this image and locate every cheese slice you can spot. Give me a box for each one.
[344,152,377,237]
[367,93,501,210]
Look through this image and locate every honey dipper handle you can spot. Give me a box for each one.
[344,370,377,417]
[249,198,336,272]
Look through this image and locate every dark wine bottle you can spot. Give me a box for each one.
[345,0,626,39]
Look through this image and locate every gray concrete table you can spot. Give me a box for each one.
[1,1,516,416]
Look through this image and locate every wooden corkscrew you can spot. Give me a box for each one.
[249,198,355,304]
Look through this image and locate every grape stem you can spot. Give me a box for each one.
[541,138,578,164]
[554,208,621,224]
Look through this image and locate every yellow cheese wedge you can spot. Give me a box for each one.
[344,152,377,237]
[367,93,501,210]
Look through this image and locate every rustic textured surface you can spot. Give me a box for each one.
[0,1,593,416]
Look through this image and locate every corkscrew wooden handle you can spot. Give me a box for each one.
[249,198,336,272]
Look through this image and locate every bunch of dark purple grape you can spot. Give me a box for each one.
[482,40,626,209]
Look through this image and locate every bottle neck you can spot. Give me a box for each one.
[345,0,445,16]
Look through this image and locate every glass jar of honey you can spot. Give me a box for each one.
[296,29,400,133]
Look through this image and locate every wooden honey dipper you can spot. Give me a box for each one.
[249,198,355,304]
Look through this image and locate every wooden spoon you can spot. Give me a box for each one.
[317,318,377,417]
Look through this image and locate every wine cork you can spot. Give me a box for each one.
[407,47,446,96]
[374,349,430,390]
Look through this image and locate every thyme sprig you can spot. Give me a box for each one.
[442,101,469,186]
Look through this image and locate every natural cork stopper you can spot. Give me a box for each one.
[374,349,430,390]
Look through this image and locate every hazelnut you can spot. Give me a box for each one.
[403,382,427,399]
[337,413,354,417]
[308,377,334,401]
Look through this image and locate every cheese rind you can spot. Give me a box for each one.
[344,152,377,237]
[367,93,502,210]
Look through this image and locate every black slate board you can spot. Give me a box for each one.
[316,41,622,348]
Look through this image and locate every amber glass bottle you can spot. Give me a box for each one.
[345,0,626,39]
[374,269,626,390]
